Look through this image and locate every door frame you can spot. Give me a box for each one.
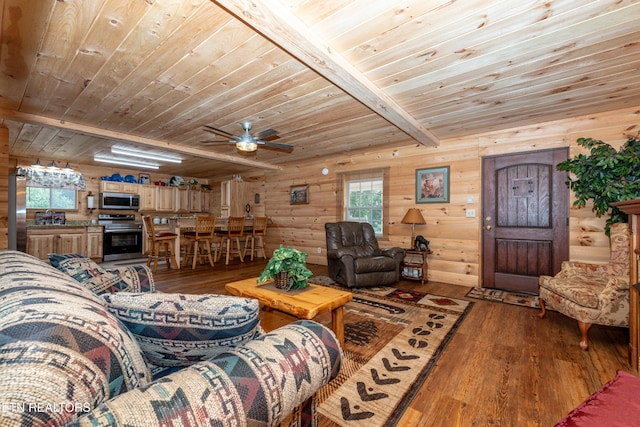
[481,147,569,290]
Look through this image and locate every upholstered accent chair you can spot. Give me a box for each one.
[325,222,405,288]
[538,222,630,350]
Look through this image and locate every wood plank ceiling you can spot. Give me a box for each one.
[1,0,639,180]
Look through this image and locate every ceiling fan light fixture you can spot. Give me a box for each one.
[236,140,258,152]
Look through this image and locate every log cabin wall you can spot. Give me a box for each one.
[258,106,640,287]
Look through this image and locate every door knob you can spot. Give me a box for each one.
[485,225,492,230]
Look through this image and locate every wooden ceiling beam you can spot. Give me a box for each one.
[0,109,282,171]
[213,0,439,148]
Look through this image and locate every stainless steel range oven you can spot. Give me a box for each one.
[98,214,143,261]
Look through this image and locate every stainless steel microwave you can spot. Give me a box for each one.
[99,192,140,210]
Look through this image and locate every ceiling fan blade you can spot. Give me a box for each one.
[257,140,294,152]
[200,140,235,145]
[257,128,279,140]
[203,125,235,138]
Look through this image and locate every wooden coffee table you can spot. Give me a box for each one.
[225,277,353,347]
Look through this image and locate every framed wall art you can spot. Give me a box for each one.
[416,166,450,203]
[290,184,309,205]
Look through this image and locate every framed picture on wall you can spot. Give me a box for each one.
[416,166,450,203]
[290,184,309,205]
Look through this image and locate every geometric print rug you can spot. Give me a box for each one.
[312,284,473,426]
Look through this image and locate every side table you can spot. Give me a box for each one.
[401,249,433,285]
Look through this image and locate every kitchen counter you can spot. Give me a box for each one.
[27,220,103,228]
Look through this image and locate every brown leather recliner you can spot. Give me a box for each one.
[325,222,405,288]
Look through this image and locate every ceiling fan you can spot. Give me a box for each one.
[202,122,293,153]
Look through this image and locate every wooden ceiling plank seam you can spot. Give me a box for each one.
[155,58,316,139]
[134,44,288,137]
[65,0,210,121]
[21,0,107,114]
[414,58,640,121]
[0,0,55,110]
[393,28,640,110]
[44,0,155,118]
[343,0,516,73]
[92,5,235,127]
[77,1,224,124]
[399,37,640,116]
[374,2,640,90]
[422,77,640,134]
[0,108,282,171]
[106,19,260,131]
[358,0,609,79]
[213,0,440,148]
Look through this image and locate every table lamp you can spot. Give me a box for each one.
[401,208,426,247]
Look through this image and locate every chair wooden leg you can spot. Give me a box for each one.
[538,297,547,319]
[205,239,214,267]
[257,236,266,259]
[192,241,198,269]
[236,237,244,262]
[151,243,159,272]
[578,321,592,351]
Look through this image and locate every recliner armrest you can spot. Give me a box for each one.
[327,248,358,260]
[375,247,405,260]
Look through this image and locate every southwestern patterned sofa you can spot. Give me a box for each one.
[0,250,342,426]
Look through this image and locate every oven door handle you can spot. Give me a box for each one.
[103,229,142,233]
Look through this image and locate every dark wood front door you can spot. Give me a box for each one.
[482,148,569,293]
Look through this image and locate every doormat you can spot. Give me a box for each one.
[465,287,541,309]
[316,286,472,426]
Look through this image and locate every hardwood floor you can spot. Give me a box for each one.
[149,259,632,427]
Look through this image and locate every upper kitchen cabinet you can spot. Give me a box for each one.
[100,181,139,194]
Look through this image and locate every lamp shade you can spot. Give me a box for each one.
[401,208,426,225]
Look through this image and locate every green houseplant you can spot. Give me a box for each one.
[257,245,313,290]
[557,135,640,234]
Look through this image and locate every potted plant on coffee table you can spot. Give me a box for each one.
[257,245,313,290]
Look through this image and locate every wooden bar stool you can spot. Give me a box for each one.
[217,216,246,265]
[142,215,179,272]
[243,216,268,261]
[182,216,218,269]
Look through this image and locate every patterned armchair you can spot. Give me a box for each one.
[538,222,630,350]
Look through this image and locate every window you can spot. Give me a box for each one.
[346,179,383,233]
[339,168,389,236]
[26,187,77,210]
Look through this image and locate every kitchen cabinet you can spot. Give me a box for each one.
[201,189,212,213]
[27,227,87,261]
[138,185,157,211]
[221,180,249,217]
[189,188,203,212]
[174,187,190,213]
[26,233,56,261]
[58,230,87,254]
[156,186,175,212]
[86,226,104,261]
[100,181,139,193]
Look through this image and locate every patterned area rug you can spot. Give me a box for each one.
[465,287,541,309]
[308,278,473,426]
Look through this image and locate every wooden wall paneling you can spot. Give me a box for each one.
[261,107,640,287]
